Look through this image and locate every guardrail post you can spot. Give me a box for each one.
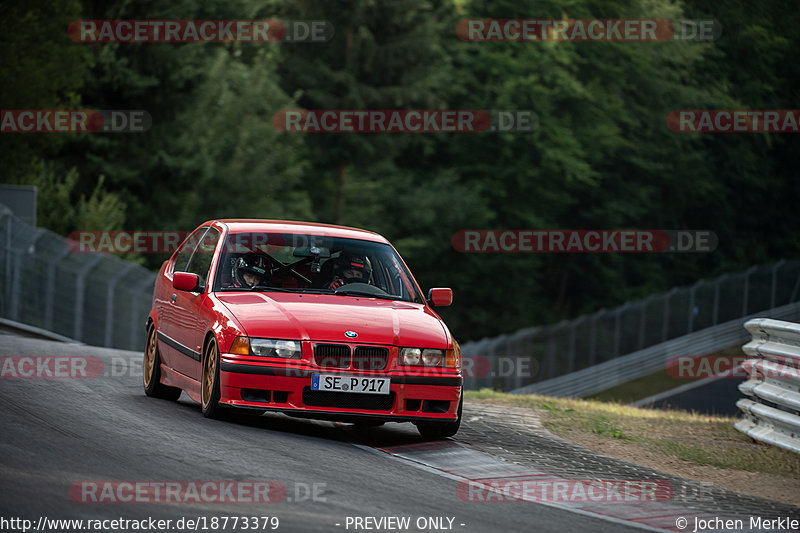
[546,327,557,378]
[491,336,504,389]
[638,297,649,350]
[525,335,535,387]
[73,256,103,341]
[589,309,604,366]
[791,268,800,303]
[2,213,12,317]
[7,226,42,322]
[44,244,71,332]
[8,249,22,321]
[104,263,135,347]
[742,266,757,317]
[6,217,35,322]
[712,274,727,326]
[567,320,578,373]
[688,280,702,333]
[613,303,629,358]
[513,335,524,390]
[770,259,785,309]
[662,288,677,342]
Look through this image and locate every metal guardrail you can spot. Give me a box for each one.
[510,301,800,398]
[735,318,800,454]
[463,258,800,393]
[0,204,156,351]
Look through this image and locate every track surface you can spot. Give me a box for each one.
[0,335,642,533]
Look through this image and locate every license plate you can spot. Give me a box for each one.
[311,374,390,395]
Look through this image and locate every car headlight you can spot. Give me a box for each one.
[447,339,461,369]
[250,338,302,359]
[399,347,447,367]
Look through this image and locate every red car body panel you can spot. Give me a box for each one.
[147,219,462,423]
[215,293,448,345]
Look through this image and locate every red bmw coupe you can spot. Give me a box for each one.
[143,219,462,438]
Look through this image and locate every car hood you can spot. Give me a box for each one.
[215,292,449,347]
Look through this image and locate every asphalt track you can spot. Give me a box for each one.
[0,335,643,533]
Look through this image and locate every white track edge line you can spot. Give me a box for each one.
[351,442,673,533]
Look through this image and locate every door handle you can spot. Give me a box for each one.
[171,293,177,302]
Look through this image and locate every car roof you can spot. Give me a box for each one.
[205,219,390,244]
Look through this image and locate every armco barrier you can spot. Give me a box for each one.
[735,318,800,454]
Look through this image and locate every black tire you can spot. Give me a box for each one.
[143,324,182,401]
[201,337,224,419]
[415,393,462,440]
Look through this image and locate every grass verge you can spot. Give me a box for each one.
[586,345,746,404]
[465,388,800,480]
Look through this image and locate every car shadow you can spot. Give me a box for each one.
[226,408,433,448]
[133,391,451,448]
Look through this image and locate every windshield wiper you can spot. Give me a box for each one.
[252,286,337,294]
[294,288,336,294]
[333,289,404,301]
[219,286,335,294]
[216,286,294,292]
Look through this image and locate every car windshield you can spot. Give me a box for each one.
[214,232,424,303]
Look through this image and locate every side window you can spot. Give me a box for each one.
[172,227,208,273]
[187,227,220,287]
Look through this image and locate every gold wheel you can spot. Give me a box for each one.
[143,326,157,387]
[143,324,181,401]
[202,341,218,408]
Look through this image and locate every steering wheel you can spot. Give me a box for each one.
[333,282,389,296]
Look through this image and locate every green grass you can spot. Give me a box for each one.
[586,344,747,403]
[464,389,800,479]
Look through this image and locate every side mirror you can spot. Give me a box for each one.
[427,288,453,307]
[173,272,200,292]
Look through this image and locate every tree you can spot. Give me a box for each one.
[265,0,454,223]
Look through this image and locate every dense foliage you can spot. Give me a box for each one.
[2,0,798,341]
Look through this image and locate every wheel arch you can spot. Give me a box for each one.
[203,331,219,355]
[146,310,158,333]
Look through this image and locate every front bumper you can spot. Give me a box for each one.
[219,358,462,422]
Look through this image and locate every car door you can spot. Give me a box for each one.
[170,227,221,381]
[157,227,209,373]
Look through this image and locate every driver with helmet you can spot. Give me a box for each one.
[328,252,372,290]
[232,253,270,288]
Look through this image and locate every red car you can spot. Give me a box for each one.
[143,219,462,438]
